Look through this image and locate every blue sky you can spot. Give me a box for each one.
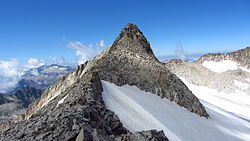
[0,0,250,63]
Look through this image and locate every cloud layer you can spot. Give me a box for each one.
[0,58,48,93]
[0,59,22,93]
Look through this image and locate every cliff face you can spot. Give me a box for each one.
[1,23,208,140]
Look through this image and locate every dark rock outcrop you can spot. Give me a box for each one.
[11,87,43,108]
[0,93,11,105]
[0,87,43,123]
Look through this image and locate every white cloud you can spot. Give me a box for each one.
[0,58,49,93]
[96,40,105,47]
[0,59,22,93]
[24,58,45,71]
[65,39,106,65]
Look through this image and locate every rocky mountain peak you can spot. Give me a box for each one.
[0,23,208,140]
[82,23,208,117]
[111,23,156,60]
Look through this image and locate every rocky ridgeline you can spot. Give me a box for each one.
[165,47,250,94]
[1,23,208,140]
[197,47,250,68]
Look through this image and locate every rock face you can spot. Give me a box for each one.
[1,23,208,140]
[197,47,250,68]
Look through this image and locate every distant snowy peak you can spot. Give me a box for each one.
[23,64,73,77]
[16,64,73,90]
[197,46,250,69]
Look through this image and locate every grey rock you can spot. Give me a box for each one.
[116,130,169,141]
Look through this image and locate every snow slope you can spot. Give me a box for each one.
[102,80,250,141]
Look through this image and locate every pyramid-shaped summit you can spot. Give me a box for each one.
[1,23,208,140]
[70,23,208,117]
[111,23,156,59]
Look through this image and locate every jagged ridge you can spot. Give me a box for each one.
[197,47,250,68]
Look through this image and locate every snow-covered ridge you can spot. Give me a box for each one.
[102,80,250,141]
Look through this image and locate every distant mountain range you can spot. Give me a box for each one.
[0,64,73,123]
[6,64,74,95]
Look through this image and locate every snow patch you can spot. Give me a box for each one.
[239,66,250,73]
[102,80,250,141]
[234,80,249,90]
[30,69,39,76]
[202,60,238,73]
[246,78,250,83]
[57,95,68,107]
[136,54,140,59]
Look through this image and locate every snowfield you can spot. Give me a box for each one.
[202,60,238,73]
[101,80,250,141]
[202,60,250,74]
[234,80,249,90]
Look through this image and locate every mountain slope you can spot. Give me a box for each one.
[163,47,250,140]
[165,47,250,94]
